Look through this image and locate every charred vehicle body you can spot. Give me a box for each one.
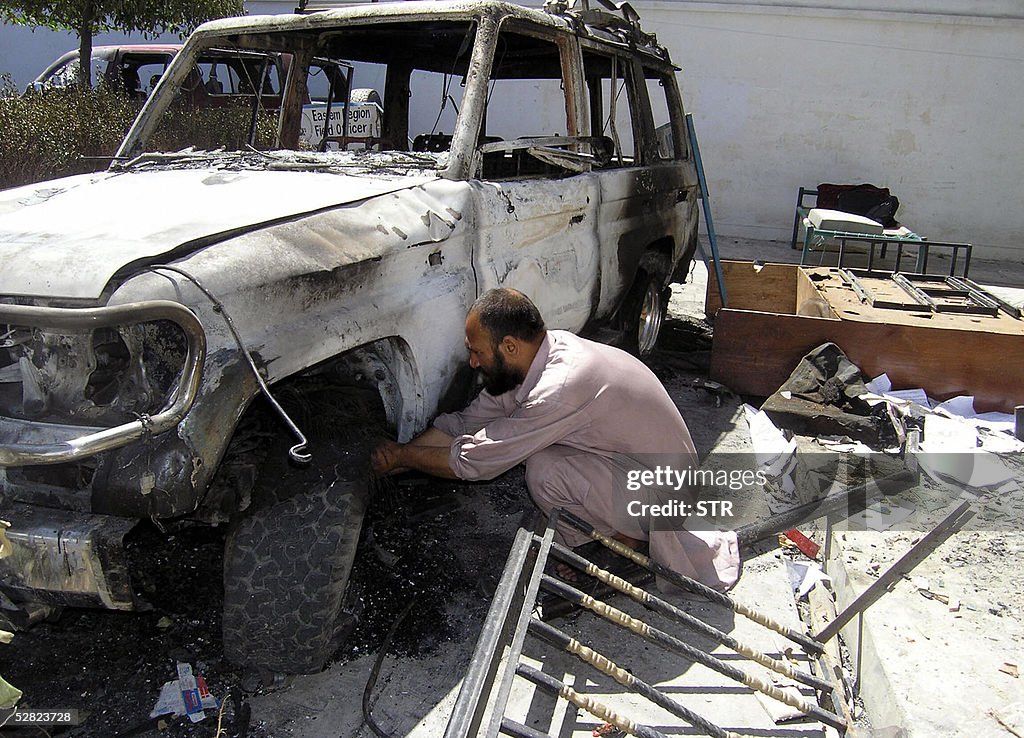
[0,0,700,674]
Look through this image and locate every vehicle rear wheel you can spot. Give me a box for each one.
[622,255,671,358]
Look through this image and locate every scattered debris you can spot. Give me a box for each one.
[785,560,831,599]
[999,663,1020,679]
[780,529,820,559]
[689,378,734,407]
[761,343,897,447]
[150,662,219,723]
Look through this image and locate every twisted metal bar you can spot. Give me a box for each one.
[558,509,823,655]
[541,575,845,731]
[516,664,668,738]
[545,538,832,692]
[528,619,745,738]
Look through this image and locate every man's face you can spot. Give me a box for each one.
[465,312,525,395]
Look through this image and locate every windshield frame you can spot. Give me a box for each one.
[114,8,504,181]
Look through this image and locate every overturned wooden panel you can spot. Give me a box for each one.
[706,261,798,315]
[707,261,1024,412]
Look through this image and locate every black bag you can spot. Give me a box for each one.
[834,186,900,228]
[864,196,900,228]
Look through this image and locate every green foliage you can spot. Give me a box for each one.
[0,0,243,36]
[150,103,279,153]
[0,85,142,189]
[0,85,282,190]
[0,0,244,86]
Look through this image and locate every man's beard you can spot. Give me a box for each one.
[481,348,525,395]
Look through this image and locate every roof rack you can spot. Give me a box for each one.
[292,0,664,57]
[294,0,367,14]
[543,0,661,54]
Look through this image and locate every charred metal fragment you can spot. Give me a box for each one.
[0,502,136,610]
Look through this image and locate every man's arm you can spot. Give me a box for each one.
[372,427,457,479]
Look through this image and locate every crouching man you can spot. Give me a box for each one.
[371,288,739,591]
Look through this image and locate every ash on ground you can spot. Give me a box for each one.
[2,468,533,738]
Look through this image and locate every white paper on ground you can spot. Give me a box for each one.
[866,374,891,394]
[936,395,976,417]
[975,412,1016,432]
[816,436,875,454]
[884,388,930,406]
[919,414,978,452]
[744,404,797,477]
[976,431,1024,454]
[861,389,930,412]
[916,415,1018,489]
[932,398,1024,452]
[784,559,832,599]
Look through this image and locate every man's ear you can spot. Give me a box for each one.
[500,335,517,355]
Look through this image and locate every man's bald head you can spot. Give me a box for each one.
[469,288,546,350]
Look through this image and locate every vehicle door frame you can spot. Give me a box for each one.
[460,15,603,331]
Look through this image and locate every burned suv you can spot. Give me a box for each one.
[0,0,699,675]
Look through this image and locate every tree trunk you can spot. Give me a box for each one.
[78,0,95,88]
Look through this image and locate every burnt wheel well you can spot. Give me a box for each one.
[643,236,676,284]
[198,347,400,523]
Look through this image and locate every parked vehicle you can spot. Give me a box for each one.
[31,44,318,106]
[30,45,185,96]
[0,0,700,677]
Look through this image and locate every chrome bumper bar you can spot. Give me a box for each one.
[0,300,205,466]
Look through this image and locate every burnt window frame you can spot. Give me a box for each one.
[469,17,590,181]
[641,63,690,163]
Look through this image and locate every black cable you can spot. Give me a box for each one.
[361,597,419,738]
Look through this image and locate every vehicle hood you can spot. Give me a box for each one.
[0,168,436,300]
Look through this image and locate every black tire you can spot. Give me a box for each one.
[622,255,671,358]
[221,386,382,675]
[222,445,367,674]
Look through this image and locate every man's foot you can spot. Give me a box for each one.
[552,536,645,585]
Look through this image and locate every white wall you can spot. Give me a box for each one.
[642,1,1024,259]
[2,1,1022,259]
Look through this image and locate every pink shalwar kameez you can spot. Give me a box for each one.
[433,330,740,591]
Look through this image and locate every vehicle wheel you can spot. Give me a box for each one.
[622,257,670,358]
[222,386,382,675]
[222,443,368,675]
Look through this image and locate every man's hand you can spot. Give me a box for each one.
[370,431,459,480]
[371,439,405,477]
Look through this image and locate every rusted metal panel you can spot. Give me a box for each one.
[0,503,136,610]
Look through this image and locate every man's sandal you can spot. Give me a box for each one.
[550,539,648,587]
